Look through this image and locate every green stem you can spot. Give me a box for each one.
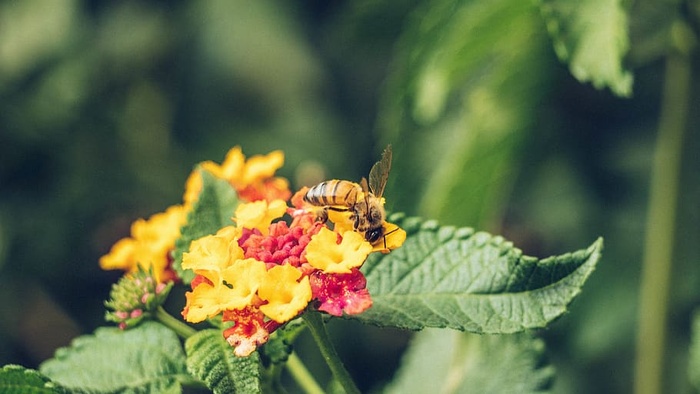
[155,306,197,339]
[634,40,691,394]
[303,312,361,394]
[286,352,325,394]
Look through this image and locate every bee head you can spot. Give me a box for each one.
[366,226,384,244]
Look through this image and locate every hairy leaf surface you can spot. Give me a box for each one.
[0,365,70,394]
[353,214,602,333]
[185,330,261,394]
[39,322,188,393]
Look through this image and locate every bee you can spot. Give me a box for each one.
[304,145,393,245]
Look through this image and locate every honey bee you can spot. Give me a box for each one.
[304,145,393,245]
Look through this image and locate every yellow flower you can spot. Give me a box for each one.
[305,227,373,274]
[215,225,242,241]
[327,210,354,234]
[182,232,242,275]
[99,238,136,270]
[371,222,407,253]
[183,258,268,323]
[202,146,246,182]
[182,229,269,322]
[183,170,203,207]
[258,264,312,323]
[234,199,287,235]
[326,210,406,253]
[99,205,187,282]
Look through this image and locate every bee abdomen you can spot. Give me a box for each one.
[304,180,359,207]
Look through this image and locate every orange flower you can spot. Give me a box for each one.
[184,146,291,205]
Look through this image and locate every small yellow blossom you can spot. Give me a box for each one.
[183,258,268,323]
[234,199,287,234]
[327,210,354,234]
[305,228,373,274]
[99,238,135,270]
[372,222,407,253]
[99,204,187,282]
[215,225,242,241]
[183,170,203,207]
[238,149,285,186]
[202,146,246,182]
[182,233,243,275]
[258,264,312,323]
[326,210,406,253]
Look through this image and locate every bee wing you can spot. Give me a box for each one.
[360,177,370,193]
[368,144,392,197]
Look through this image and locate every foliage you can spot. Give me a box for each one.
[39,322,189,393]
[4,167,599,393]
[386,330,554,394]
[355,214,601,332]
[185,330,261,394]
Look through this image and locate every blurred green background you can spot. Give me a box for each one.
[0,0,698,393]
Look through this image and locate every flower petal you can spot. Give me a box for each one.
[258,264,312,323]
[234,199,287,235]
[371,222,407,253]
[305,228,372,274]
[309,269,372,316]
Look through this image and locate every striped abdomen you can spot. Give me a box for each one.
[303,180,361,208]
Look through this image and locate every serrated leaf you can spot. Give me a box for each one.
[39,322,188,393]
[378,0,552,228]
[173,169,239,283]
[539,0,633,96]
[185,329,261,394]
[689,311,700,390]
[351,214,602,333]
[0,365,70,394]
[386,330,554,394]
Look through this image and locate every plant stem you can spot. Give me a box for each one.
[286,352,325,394]
[155,306,197,339]
[303,312,361,394]
[634,41,691,394]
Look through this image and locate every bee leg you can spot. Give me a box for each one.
[316,207,329,223]
[323,206,349,223]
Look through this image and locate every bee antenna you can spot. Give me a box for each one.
[382,226,400,250]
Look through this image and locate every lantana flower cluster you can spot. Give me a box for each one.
[100,146,405,358]
[99,147,289,282]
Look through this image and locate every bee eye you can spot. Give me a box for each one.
[366,228,384,243]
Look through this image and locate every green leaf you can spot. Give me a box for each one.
[378,0,553,228]
[259,318,306,366]
[689,311,700,390]
[352,214,602,333]
[386,330,554,394]
[173,168,239,283]
[538,0,633,96]
[0,365,70,394]
[39,322,188,393]
[185,329,261,394]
